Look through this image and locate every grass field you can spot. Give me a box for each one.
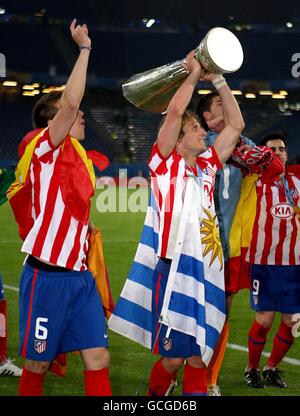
[0,189,299,396]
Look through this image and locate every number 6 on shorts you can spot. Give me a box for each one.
[35,317,48,340]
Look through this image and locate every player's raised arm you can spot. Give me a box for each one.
[156,50,202,158]
[49,19,91,147]
[206,74,245,163]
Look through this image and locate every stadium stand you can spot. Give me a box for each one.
[89,106,160,163]
[0,22,66,74]
[0,101,31,168]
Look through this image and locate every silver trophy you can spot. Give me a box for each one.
[122,27,244,113]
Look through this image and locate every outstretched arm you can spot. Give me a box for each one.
[156,50,202,158]
[206,75,245,164]
[49,19,91,147]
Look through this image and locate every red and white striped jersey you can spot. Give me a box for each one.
[148,143,222,259]
[247,173,300,265]
[21,129,90,271]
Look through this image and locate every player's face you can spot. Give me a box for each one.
[70,109,85,141]
[180,117,207,155]
[206,96,224,131]
[265,139,288,165]
[210,96,223,116]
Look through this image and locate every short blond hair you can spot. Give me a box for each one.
[158,110,200,139]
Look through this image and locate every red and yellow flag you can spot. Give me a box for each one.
[87,228,115,319]
[226,174,259,293]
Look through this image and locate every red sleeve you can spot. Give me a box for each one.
[149,142,167,161]
[196,146,222,171]
[210,145,222,170]
[34,127,62,163]
[148,142,176,175]
[39,127,57,149]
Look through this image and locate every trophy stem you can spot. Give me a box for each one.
[122,60,189,113]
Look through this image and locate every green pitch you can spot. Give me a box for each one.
[0,189,299,396]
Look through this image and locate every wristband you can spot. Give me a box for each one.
[79,46,92,51]
[212,74,226,90]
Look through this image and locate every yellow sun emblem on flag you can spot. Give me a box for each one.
[200,209,223,271]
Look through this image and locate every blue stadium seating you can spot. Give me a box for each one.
[0,22,66,74]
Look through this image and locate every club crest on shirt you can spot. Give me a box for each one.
[270,203,293,219]
[290,187,299,199]
[253,295,259,305]
[34,340,46,354]
[163,337,172,351]
[202,166,215,177]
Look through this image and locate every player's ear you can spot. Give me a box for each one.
[203,111,211,121]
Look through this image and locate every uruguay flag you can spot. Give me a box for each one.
[108,177,226,365]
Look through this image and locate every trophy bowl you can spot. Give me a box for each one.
[195,27,244,74]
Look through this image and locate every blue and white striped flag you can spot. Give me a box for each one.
[108,177,226,365]
[108,189,159,348]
